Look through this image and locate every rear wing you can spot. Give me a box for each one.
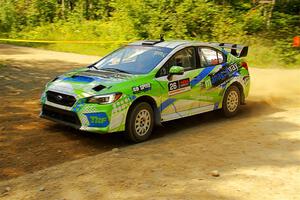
[210,43,248,58]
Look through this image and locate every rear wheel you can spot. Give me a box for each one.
[222,85,240,117]
[126,102,154,142]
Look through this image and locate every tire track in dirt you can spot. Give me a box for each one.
[0,44,300,200]
[0,45,128,180]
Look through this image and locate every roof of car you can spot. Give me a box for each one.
[128,40,249,58]
[128,40,215,49]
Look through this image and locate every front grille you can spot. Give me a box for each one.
[42,105,81,126]
[46,91,76,107]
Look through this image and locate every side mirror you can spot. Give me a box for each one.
[169,66,184,75]
[168,66,184,80]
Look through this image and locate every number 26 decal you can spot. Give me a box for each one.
[168,78,191,96]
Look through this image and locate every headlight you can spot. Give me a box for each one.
[87,93,122,104]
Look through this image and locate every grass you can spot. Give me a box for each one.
[0,41,123,57]
[43,43,119,56]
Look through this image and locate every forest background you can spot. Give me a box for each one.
[0,0,299,68]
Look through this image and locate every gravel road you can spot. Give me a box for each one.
[0,44,300,200]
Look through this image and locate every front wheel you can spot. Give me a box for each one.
[125,102,154,142]
[222,85,241,117]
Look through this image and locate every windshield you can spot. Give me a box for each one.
[94,46,172,74]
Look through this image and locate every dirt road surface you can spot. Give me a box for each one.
[0,44,300,200]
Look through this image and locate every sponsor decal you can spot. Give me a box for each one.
[210,63,239,86]
[190,66,215,87]
[227,63,239,72]
[132,83,151,94]
[204,78,212,88]
[84,112,109,127]
[168,78,191,96]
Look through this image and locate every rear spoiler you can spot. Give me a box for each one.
[210,43,248,58]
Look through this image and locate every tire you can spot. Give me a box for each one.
[125,102,154,142]
[222,85,241,117]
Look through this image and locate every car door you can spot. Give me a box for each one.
[196,46,227,109]
[155,47,202,121]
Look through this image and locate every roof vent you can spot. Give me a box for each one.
[142,34,164,45]
[141,40,161,45]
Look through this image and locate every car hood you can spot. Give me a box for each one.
[46,68,137,97]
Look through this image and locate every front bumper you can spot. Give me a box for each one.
[40,104,81,129]
[40,104,111,133]
[40,89,133,133]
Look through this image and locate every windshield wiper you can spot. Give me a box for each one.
[88,64,99,70]
[101,68,131,74]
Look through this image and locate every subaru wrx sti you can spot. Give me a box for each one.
[40,39,250,142]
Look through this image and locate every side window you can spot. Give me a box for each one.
[198,47,225,67]
[158,47,196,77]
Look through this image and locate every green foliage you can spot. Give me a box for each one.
[270,11,300,37]
[0,0,299,67]
[241,37,300,69]
[275,40,300,64]
[0,0,16,33]
[242,8,266,34]
[14,19,137,42]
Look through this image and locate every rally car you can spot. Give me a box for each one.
[40,39,250,142]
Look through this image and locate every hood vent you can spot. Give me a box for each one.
[82,70,130,79]
[64,75,94,83]
[93,84,106,92]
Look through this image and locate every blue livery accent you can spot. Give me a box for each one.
[190,66,215,87]
[220,82,228,88]
[214,102,219,110]
[160,98,176,111]
[84,112,109,127]
[72,99,85,112]
[129,95,137,100]
[221,49,228,55]
[233,71,239,77]
[64,76,94,83]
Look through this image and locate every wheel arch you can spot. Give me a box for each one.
[228,81,245,104]
[126,95,161,126]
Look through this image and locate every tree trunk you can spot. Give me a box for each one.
[85,0,89,20]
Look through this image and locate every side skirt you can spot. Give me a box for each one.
[161,104,216,122]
